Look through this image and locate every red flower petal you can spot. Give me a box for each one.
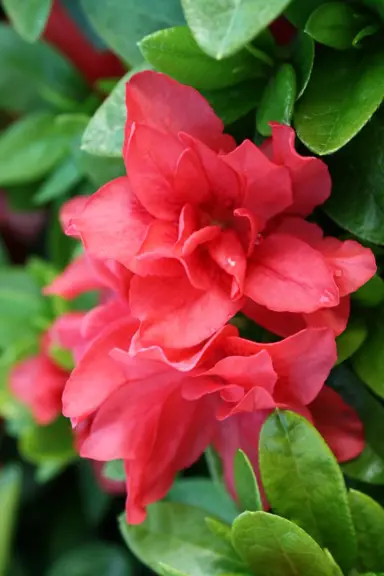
[207,229,247,299]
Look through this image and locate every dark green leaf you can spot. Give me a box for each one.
[305,2,371,50]
[362,0,384,20]
[19,416,76,465]
[231,511,333,576]
[167,478,238,523]
[139,26,267,91]
[259,410,356,573]
[0,465,22,576]
[34,158,82,205]
[352,313,384,397]
[102,460,126,482]
[2,0,53,42]
[202,80,262,124]
[324,109,384,244]
[336,316,367,364]
[0,23,88,113]
[80,0,184,65]
[182,0,291,59]
[47,200,78,269]
[285,0,329,27]
[79,461,111,527]
[353,275,384,307]
[349,489,384,572]
[343,445,384,484]
[120,502,245,576]
[295,47,384,155]
[256,63,296,136]
[353,23,382,47]
[234,450,262,512]
[47,543,133,576]
[291,31,315,98]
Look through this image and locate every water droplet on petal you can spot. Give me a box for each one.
[227,257,236,267]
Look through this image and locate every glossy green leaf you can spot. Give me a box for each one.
[167,478,238,523]
[34,158,82,205]
[291,31,314,98]
[0,113,75,186]
[336,316,367,364]
[353,23,382,47]
[81,65,149,157]
[295,47,384,155]
[2,0,53,42]
[120,502,245,576]
[259,410,356,573]
[202,80,262,124]
[352,314,384,397]
[232,511,333,576]
[324,109,384,244]
[102,460,125,482]
[139,26,267,91]
[181,0,290,59]
[305,2,370,50]
[285,0,328,27]
[19,416,76,465]
[234,450,262,512]
[0,466,22,575]
[80,0,184,65]
[157,564,189,576]
[343,445,384,485]
[205,446,224,485]
[353,275,384,307]
[47,543,133,576]
[324,550,344,576]
[0,23,88,113]
[256,63,296,136]
[349,489,384,572]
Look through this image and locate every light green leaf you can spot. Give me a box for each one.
[167,478,238,523]
[295,47,384,155]
[336,316,367,364]
[231,511,333,576]
[305,2,371,50]
[324,108,384,244]
[182,0,291,59]
[205,517,232,544]
[0,23,88,113]
[139,26,267,91]
[352,318,384,397]
[256,63,296,136]
[0,465,22,575]
[102,460,125,482]
[120,502,245,576]
[234,450,262,512]
[291,31,314,98]
[343,445,384,485]
[81,65,149,157]
[47,543,133,576]
[205,446,224,485]
[324,550,344,576]
[80,0,184,65]
[202,80,263,125]
[0,113,75,186]
[79,153,125,187]
[349,489,384,572]
[353,275,384,307]
[2,0,53,42]
[19,416,76,465]
[259,410,356,573]
[34,157,82,205]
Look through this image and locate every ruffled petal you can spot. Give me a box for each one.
[207,229,247,299]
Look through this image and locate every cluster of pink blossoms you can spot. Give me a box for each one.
[11,72,376,523]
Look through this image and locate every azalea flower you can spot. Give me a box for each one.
[61,71,375,350]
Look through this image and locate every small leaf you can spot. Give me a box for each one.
[102,460,126,482]
[256,63,296,136]
[234,450,262,512]
[291,31,315,98]
[181,0,291,59]
[349,489,384,572]
[352,314,384,398]
[353,23,381,47]
[34,157,82,205]
[259,410,356,573]
[231,511,333,576]
[120,502,245,576]
[0,466,22,575]
[47,543,133,576]
[285,0,328,27]
[305,2,371,50]
[343,445,384,485]
[336,316,367,364]
[2,0,53,43]
[353,275,384,307]
[205,445,224,485]
[80,0,184,65]
[295,47,384,155]
[167,478,238,523]
[139,26,267,91]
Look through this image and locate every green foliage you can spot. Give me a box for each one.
[2,0,53,43]
[0,466,22,576]
[336,316,368,364]
[233,450,262,512]
[256,63,296,136]
[102,460,126,482]
[352,312,384,398]
[349,490,384,572]
[47,543,133,576]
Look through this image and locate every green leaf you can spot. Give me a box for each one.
[33,158,82,205]
[305,2,371,50]
[120,502,245,576]
[79,461,111,527]
[353,23,382,47]
[0,465,22,576]
[205,445,224,485]
[80,154,126,186]
[0,113,75,186]
[19,416,76,465]
[291,31,315,99]
[324,109,384,244]
[256,63,296,136]
[353,275,384,307]
[362,0,384,20]
[205,517,232,544]
[323,550,344,576]
[102,460,126,482]
[2,0,53,42]
[285,0,328,27]
[167,478,238,523]
[80,0,184,66]
[234,450,262,512]
[0,23,88,113]
[139,26,267,91]
[182,0,291,59]
[47,543,133,576]
[81,66,149,157]
[259,410,356,573]
[231,511,333,576]
[349,489,384,572]
[336,316,367,364]
[343,445,384,485]
[352,314,384,397]
[202,80,263,125]
[294,47,384,155]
